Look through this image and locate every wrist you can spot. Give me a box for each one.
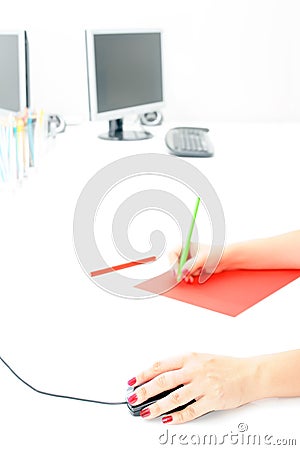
[219,243,245,271]
[241,354,285,404]
[239,356,268,405]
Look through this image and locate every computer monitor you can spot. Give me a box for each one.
[0,30,30,114]
[85,30,163,141]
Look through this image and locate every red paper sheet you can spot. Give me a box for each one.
[136,269,300,317]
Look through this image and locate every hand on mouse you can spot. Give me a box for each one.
[128,350,300,423]
[127,352,260,424]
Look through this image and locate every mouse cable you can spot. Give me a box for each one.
[0,355,126,406]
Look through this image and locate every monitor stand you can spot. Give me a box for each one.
[98,118,153,141]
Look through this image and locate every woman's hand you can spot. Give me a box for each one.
[169,243,225,283]
[170,231,300,281]
[127,352,259,424]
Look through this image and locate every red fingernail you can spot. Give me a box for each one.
[128,394,138,404]
[128,377,136,386]
[162,415,173,424]
[140,407,151,418]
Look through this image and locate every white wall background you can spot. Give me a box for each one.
[1,0,300,123]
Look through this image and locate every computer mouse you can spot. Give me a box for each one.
[126,384,196,416]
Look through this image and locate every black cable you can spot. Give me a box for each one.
[0,356,126,406]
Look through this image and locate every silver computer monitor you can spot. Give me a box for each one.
[85,30,164,141]
[0,30,30,115]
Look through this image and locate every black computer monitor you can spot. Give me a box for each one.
[85,30,164,141]
[0,30,30,114]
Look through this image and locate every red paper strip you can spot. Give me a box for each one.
[90,255,156,277]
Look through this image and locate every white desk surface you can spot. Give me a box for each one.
[0,121,299,450]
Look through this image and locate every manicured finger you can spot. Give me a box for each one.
[140,385,193,419]
[168,245,194,274]
[181,257,199,276]
[161,398,211,424]
[184,275,194,284]
[128,355,184,388]
[132,369,184,406]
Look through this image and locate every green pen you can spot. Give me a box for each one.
[177,196,201,282]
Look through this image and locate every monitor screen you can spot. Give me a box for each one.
[86,30,164,137]
[0,31,29,114]
[93,32,163,114]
